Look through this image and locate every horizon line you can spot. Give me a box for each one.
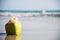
[0,10,60,13]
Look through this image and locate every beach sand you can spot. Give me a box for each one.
[0,16,60,40]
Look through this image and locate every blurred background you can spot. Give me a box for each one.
[0,0,60,40]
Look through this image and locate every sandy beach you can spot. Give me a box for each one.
[0,16,60,40]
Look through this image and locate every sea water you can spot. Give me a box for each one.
[0,15,60,40]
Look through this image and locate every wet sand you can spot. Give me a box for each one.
[0,16,60,40]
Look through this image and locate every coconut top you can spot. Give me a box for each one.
[11,16,17,20]
[8,16,19,24]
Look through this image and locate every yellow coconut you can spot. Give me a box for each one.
[5,16,22,35]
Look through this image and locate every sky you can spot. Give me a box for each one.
[0,0,60,10]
